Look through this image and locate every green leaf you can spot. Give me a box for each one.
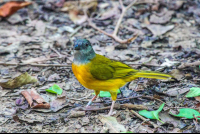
[186,87,200,98]
[139,103,165,123]
[92,89,121,97]
[170,108,200,119]
[46,84,63,95]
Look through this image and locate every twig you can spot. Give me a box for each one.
[178,61,200,69]
[70,26,83,37]
[116,95,143,101]
[75,103,147,111]
[87,0,138,44]
[50,47,63,58]
[0,62,167,68]
[0,119,10,126]
[66,94,92,101]
[130,110,159,128]
[142,96,165,103]
[71,95,143,102]
[50,47,73,63]
[0,62,71,68]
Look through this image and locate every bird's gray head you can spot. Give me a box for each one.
[73,39,96,64]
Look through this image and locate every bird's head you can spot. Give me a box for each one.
[73,39,96,64]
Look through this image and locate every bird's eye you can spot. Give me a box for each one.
[85,43,88,47]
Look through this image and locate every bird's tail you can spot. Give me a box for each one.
[134,71,172,80]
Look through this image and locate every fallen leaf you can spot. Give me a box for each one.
[136,125,155,133]
[21,89,50,109]
[165,88,189,97]
[98,4,119,20]
[0,72,37,89]
[159,111,185,128]
[30,88,45,104]
[186,87,200,98]
[162,0,184,10]
[50,96,67,112]
[21,90,33,107]
[195,96,200,102]
[0,1,32,17]
[169,69,184,80]
[145,24,174,37]
[170,108,200,119]
[139,103,165,123]
[47,73,61,81]
[169,128,181,133]
[46,84,63,95]
[19,114,45,123]
[98,115,126,133]
[61,0,97,24]
[15,98,24,106]
[69,110,85,118]
[150,8,174,24]
[31,103,50,109]
[127,18,141,29]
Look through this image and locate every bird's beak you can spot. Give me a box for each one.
[74,44,80,50]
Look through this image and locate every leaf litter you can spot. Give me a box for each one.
[0,0,200,133]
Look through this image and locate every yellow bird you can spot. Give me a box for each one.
[72,39,171,116]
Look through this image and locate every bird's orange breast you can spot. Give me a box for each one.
[72,63,126,92]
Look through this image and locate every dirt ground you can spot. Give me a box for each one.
[1,0,200,133]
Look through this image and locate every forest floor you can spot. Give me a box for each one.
[1,0,200,133]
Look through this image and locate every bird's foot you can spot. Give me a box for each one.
[107,110,116,116]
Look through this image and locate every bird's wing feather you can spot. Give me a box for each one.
[90,54,138,80]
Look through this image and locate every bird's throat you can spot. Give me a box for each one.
[73,50,96,65]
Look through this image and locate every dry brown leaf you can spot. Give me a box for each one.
[69,10,88,25]
[150,9,174,24]
[169,69,184,80]
[195,96,200,102]
[0,1,32,17]
[145,24,174,37]
[98,115,126,133]
[30,88,45,104]
[69,110,85,118]
[31,103,50,109]
[21,89,50,109]
[21,90,33,107]
[0,72,37,89]
[61,0,97,24]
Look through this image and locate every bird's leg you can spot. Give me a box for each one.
[86,95,97,107]
[86,90,100,107]
[108,101,116,116]
[108,91,117,116]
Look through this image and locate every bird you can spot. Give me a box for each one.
[72,39,172,116]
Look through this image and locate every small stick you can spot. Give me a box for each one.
[0,62,166,68]
[130,110,159,128]
[142,96,165,103]
[87,0,138,44]
[50,47,73,63]
[76,103,147,111]
[0,62,71,68]
[178,61,200,69]
[116,95,143,101]
[70,26,83,37]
